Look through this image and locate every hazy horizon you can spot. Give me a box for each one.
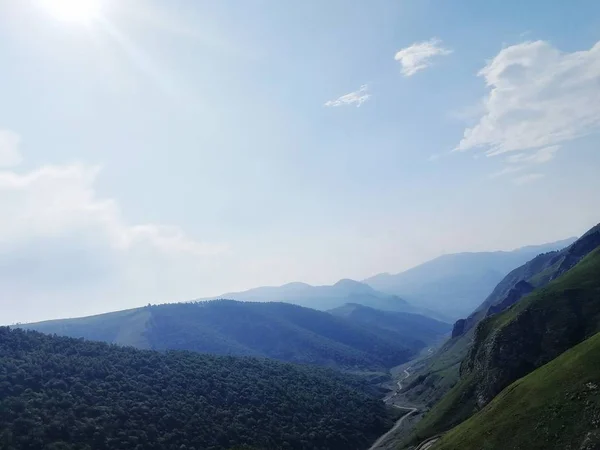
[4,233,583,325]
[1,0,600,324]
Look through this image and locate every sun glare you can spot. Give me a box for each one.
[41,0,102,23]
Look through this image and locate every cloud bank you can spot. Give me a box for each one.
[457,40,600,183]
[0,131,228,324]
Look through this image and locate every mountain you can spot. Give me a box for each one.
[398,225,600,412]
[0,327,391,450]
[204,278,436,317]
[24,300,448,370]
[364,238,576,319]
[454,227,600,339]
[328,303,451,348]
[405,229,600,447]
[433,331,600,450]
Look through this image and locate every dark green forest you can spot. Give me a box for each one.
[0,327,391,450]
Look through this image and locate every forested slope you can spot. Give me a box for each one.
[26,300,448,370]
[0,327,391,450]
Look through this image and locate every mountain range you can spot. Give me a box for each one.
[364,238,576,319]
[202,278,443,317]
[201,239,575,322]
[6,226,600,450]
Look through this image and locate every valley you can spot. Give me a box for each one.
[3,3,600,448]
[3,224,600,450]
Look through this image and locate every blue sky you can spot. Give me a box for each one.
[1,0,600,323]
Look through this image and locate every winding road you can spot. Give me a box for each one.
[414,436,442,450]
[369,352,441,449]
[398,368,411,390]
[368,368,416,450]
[367,405,418,450]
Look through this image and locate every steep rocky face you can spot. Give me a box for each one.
[486,280,533,316]
[461,247,600,408]
[550,223,600,280]
[390,224,600,449]
[451,319,466,338]
[448,251,559,339]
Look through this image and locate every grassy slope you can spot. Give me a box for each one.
[27,308,154,348]
[406,246,600,446]
[396,250,561,410]
[399,333,470,409]
[433,331,600,450]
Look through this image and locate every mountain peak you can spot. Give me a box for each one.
[333,278,363,287]
[333,279,375,294]
[280,281,312,289]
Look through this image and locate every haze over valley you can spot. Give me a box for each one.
[1,0,600,449]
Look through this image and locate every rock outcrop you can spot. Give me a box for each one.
[486,280,533,317]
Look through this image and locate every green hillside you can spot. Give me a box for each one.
[398,224,599,412]
[0,327,391,450]
[407,245,600,446]
[25,300,448,370]
[433,331,600,450]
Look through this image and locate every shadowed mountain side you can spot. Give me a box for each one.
[24,300,450,371]
[329,303,450,349]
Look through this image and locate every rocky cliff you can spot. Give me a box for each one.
[462,244,600,408]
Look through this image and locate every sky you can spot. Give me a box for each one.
[1,0,600,324]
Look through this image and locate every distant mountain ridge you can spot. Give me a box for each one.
[329,303,450,347]
[24,300,450,371]
[202,278,443,318]
[364,238,576,319]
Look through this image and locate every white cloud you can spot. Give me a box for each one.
[0,130,23,168]
[456,40,600,155]
[324,84,370,107]
[490,145,559,180]
[506,145,559,165]
[513,173,544,185]
[489,165,527,179]
[0,152,229,324]
[0,163,224,256]
[394,38,452,77]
